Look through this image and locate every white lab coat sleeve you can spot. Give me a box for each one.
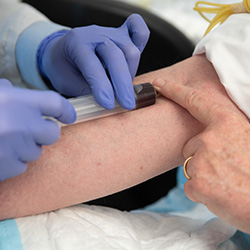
[193,14,250,119]
[0,0,69,89]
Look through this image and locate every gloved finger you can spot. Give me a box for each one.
[73,46,115,109]
[96,40,135,110]
[20,145,42,162]
[111,36,140,79]
[122,13,150,53]
[32,119,61,145]
[45,64,92,97]
[0,161,27,181]
[152,79,221,126]
[0,78,13,88]
[36,90,76,124]
[12,133,43,162]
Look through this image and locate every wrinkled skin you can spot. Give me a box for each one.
[154,77,250,234]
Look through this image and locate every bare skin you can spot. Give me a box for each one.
[154,78,250,234]
[0,54,239,220]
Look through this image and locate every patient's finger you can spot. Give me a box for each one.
[153,78,224,126]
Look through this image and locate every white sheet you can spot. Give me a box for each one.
[10,204,238,250]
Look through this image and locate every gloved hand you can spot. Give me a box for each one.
[0,79,76,181]
[37,14,150,110]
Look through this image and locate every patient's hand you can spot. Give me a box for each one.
[154,77,250,234]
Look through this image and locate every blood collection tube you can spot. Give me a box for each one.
[62,82,157,126]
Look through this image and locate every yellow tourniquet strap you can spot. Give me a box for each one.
[194,0,250,35]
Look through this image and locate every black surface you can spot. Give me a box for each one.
[23,0,193,210]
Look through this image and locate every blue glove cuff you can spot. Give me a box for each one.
[37,30,69,78]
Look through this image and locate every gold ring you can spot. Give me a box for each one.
[183,156,193,180]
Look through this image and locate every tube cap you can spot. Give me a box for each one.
[134,82,157,109]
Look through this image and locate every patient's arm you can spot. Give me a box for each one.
[0,55,237,219]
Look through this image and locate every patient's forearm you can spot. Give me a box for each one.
[0,55,233,219]
[1,98,198,219]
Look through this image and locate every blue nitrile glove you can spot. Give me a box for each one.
[0,79,76,181]
[37,13,150,110]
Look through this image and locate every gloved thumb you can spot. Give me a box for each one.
[123,13,150,53]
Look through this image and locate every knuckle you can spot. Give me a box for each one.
[126,45,141,59]
[184,89,201,108]
[101,37,111,47]
[67,28,80,40]
[70,25,102,39]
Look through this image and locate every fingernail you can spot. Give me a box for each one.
[153,79,166,91]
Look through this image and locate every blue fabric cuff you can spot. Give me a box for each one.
[16,21,70,90]
[0,219,23,250]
